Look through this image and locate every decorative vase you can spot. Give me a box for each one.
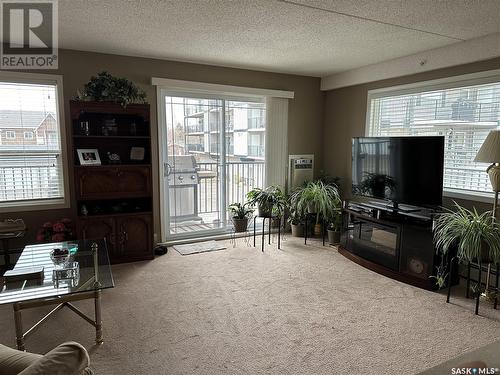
[232,218,248,233]
[313,223,322,236]
[291,223,304,237]
[327,229,341,245]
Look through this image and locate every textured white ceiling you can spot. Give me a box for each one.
[58,0,500,77]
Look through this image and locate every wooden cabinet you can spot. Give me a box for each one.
[75,166,151,199]
[70,101,154,263]
[78,217,116,256]
[78,214,153,263]
[116,215,153,261]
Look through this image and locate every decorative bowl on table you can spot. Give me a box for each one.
[50,248,70,265]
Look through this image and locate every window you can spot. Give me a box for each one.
[0,75,66,210]
[367,76,500,195]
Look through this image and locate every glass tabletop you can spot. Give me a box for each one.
[0,239,114,305]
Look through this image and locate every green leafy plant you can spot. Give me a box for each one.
[327,208,342,231]
[290,181,341,224]
[228,202,253,219]
[247,185,286,217]
[76,71,147,107]
[433,202,500,264]
[429,257,449,289]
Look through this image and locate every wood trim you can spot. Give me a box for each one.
[338,245,434,290]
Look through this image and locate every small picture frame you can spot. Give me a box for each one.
[130,147,145,161]
[77,149,101,165]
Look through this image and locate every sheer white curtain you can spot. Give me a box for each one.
[265,97,289,187]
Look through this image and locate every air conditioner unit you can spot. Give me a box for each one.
[288,154,314,191]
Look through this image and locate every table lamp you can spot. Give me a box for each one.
[474,130,500,218]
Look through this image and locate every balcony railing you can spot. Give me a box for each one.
[187,143,204,152]
[196,161,265,214]
[248,145,265,157]
[186,125,204,133]
[248,117,265,129]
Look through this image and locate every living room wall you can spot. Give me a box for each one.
[322,57,500,212]
[0,49,324,249]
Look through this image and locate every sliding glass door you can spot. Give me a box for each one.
[159,92,266,240]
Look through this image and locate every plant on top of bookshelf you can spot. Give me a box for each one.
[76,71,147,107]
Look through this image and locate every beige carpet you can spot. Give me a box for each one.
[0,237,499,374]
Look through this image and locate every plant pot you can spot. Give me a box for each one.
[258,204,273,218]
[307,202,317,214]
[291,223,304,237]
[232,217,248,233]
[313,223,322,236]
[327,229,341,245]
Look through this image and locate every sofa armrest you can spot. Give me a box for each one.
[18,342,92,375]
[0,344,42,375]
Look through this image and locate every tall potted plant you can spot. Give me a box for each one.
[433,203,500,264]
[228,203,253,233]
[327,208,342,245]
[291,181,341,236]
[247,185,286,218]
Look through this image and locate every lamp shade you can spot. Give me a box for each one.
[474,130,500,163]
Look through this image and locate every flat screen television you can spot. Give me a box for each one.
[352,136,444,208]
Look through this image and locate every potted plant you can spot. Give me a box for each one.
[288,208,305,237]
[327,208,342,245]
[291,181,341,236]
[76,71,147,107]
[228,202,253,232]
[433,202,500,264]
[247,185,286,218]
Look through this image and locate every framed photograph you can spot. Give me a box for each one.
[130,147,145,161]
[77,149,101,165]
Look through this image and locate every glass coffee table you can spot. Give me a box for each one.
[0,239,114,350]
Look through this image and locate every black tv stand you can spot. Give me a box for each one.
[340,200,455,290]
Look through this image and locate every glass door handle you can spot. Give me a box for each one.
[164,163,172,177]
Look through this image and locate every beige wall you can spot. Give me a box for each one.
[0,49,324,248]
[323,57,500,211]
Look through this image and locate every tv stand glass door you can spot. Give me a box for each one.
[350,216,401,271]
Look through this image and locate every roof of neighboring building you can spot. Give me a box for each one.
[0,110,56,130]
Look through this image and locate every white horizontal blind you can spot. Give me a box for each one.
[0,81,64,205]
[368,81,500,193]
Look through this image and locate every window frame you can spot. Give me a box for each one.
[365,68,500,203]
[5,130,16,139]
[23,131,34,140]
[0,71,69,212]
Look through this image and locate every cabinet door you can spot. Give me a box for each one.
[116,214,153,261]
[78,217,116,257]
[76,166,151,199]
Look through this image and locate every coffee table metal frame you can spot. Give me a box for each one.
[5,242,107,351]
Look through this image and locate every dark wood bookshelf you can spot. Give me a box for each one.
[70,100,154,264]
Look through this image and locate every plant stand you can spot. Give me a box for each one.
[230,223,253,248]
[447,257,499,315]
[253,216,281,252]
[303,212,326,246]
